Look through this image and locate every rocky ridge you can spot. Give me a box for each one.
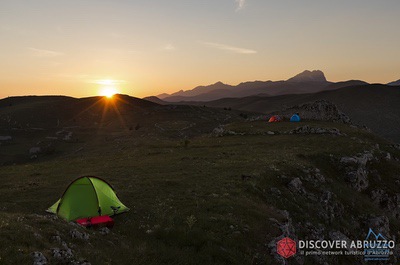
[270,100,352,124]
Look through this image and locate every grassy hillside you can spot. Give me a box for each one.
[0,96,400,264]
[0,95,251,165]
[189,84,400,143]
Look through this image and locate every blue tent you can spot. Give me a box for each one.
[290,114,301,122]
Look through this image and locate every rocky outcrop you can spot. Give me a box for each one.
[302,168,326,185]
[211,126,242,137]
[286,125,342,135]
[29,141,55,159]
[44,227,91,264]
[52,247,74,262]
[32,251,47,265]
[319,191,344,223]
[272,100,351,123]
[98,227,110,235]
[268,211,300,264]
[288,178,306,194]
[0,136,12,141]
[29,147,42,155]
[56,130,75,142]
[370,189,400,219]
[70,229,89,240]
[340,152,374,192]
[393,144,400,151]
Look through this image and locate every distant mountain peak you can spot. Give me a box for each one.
[156,93,170,99]
[287,70,327,83]
[387,79,400,86]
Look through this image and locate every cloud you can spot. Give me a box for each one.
[200,41,256,54]
[28,47,64,57]
[162,44,176,51]
[235,0,246,11]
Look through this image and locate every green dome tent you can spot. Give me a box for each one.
[47,176,129,221]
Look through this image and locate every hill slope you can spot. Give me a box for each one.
[190,84,400,143]
[0,95,253,165]
[0,94,159,128]
[388,79,400,86]
[1,114,400,264]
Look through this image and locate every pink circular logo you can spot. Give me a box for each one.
[277,237,297,259]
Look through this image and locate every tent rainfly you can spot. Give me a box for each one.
[47,176,129,221]
[268,115,282,122]
[290,114,301,122]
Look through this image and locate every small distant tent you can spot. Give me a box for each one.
[47,176,129,221]
[268,115,282,123]
[290,114,301,122]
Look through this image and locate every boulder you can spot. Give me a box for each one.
[302,168,326,184]
[340,152,374,191]
[319,191,344,223]
[0,136,12,141]
[287,125,342,135]
[52,247,74,263]
[270,100,352,123]
[344,168,369,192]
[31,251,47,265]
[29,147,42,155]
[70,229,89,240]
[98,227,110,235]
[370,190,400,219]
[211,126,239,137]
[288,178,306,194]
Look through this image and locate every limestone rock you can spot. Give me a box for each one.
[370,189,400,219]
[52,247,73,263]
[319,191,344,223]
[340,152,374,191]
[32,251,47,265]
[270,100,352,123]
[211,126,238,137]
[98,227,110,235]
[303,168,326,184]
[70,229,89,240]
[287,125,342,135]
[288,178,306,194]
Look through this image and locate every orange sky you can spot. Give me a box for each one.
[1,1,399,99]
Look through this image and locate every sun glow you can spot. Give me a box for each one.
[100,87,118,98]
[96,79,120,98]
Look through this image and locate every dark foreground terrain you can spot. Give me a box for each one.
[0,95,400,264]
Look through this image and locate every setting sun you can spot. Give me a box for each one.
[100,87,118,98]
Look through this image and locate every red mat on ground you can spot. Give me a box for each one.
[76,215,114,228]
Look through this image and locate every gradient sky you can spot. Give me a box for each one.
[1,0,399,99]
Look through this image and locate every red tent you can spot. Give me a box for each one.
[268,115,282,122]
